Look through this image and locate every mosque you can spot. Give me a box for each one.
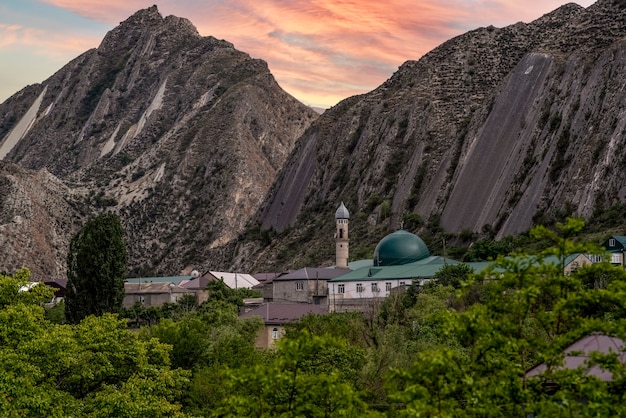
[328,202,480,312]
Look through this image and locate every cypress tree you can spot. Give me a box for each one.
[65,212,127,324]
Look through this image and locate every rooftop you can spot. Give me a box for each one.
[240,302,327,325]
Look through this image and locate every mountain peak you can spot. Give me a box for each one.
[123,5,163,26]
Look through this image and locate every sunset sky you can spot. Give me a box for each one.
[1,0,596,108]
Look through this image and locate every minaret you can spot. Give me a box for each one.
[335,201,350,269]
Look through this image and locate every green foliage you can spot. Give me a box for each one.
[44,300,67,324]
[0,269,190,417]
[141,302,263,370]
[0,268,54,308]
[387,218,626,415]
[119,294,200,326]
[66,212,127,324]
[402,212,423,230]
[462,238,512,261]
[214,332,377,417]
[433,263,473,288]
[285,311,370,347]
[204,278,261,306]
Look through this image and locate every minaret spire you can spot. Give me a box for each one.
[335,201,350,269]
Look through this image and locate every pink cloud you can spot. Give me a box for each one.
[0,22,98,59]
[34,0,596,107]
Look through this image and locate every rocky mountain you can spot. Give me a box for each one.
[3,1,626,278]
[241,0,626,270]
[0,162,88,278]
[0,6,318,278]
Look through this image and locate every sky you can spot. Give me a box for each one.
[1,0,596,109]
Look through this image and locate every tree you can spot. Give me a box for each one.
[387,218,626,416]
[0,269,190,417]
[214,332,375,417]
[433,263,473,288]
[65,212,127,324]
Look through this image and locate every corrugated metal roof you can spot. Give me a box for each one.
[125,276,193,285]
[124,282,192,294]
[206,271,260,289]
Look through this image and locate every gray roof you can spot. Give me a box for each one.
[526,333,626,381]
[126,276,193,285]
[124,282,192,295]
[179,276,210,290]
[253,272,290,282]
[273,267,348,281]
[335,201,350,219]
[240,302,327,325]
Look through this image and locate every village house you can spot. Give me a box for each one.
[123,282,192,308]
[124,275,195,307]
[526,333,626,381]
[239,302,327,349]
[264,267,347,307]
[602,236,626,267]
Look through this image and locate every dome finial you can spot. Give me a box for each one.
[335,201,350,219]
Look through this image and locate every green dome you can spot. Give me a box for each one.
[373,230,430,266]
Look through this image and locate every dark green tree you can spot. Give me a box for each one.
[433,263,473,288]
[65,212,127,324]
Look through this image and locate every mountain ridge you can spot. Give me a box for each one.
[0,5,318,278]
[2,2,626,277]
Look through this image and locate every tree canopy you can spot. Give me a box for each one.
[0,268,189,417]
[65,212,127,323]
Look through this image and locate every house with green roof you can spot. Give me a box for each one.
[328,229,490,312]
[602,236,626,267]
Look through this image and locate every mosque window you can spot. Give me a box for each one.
[386,282,392,291]
[339,228,344,238]
[371,283,379,292]
[356,283,364,293]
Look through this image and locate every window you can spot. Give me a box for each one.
[356,283,364,293]
[272,327,280,340]
[587,254,603,263]
[386,282,392,292]
[399,281,406,287]
[611,253,622,264]
[139,296,145,304]
[339,228,344,238]
[371,283,379,292]
[338,284,345,294]
[609,238,616,247]
[296,281,304,291]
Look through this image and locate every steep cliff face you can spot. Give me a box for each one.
[3,2,626,277]
[0,162,87,279]
[0,6,317,276]
[249,0,626,269]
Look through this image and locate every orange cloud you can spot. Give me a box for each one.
[32,0,596,107]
